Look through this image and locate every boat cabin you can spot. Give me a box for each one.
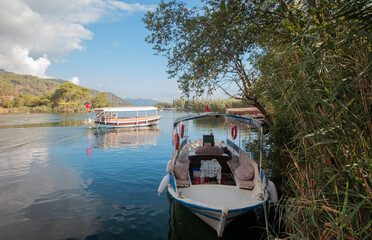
[89,106,162,128]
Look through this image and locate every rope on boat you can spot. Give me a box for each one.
[263,201,270,240]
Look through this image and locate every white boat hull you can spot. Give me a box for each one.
[167,175,268,237]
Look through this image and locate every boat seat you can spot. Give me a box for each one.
[174,160,191,187]
[175,178,190,187]
[227,158,255,190]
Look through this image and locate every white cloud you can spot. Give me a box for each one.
[68,76,80,85]
[0,0,155,78]
[107,1,156,13]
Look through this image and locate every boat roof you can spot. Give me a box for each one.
[173,112,264,130]
[94,106,157,112]
[226,107,262,114]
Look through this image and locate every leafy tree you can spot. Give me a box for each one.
[51,82,91,107]
[23,94,35,107]
[1,99,13,108]
[173,98,185,109]
[143,0,287,123]
[155,102,173,108]
[92,92,109,108]
[12,96,24,107]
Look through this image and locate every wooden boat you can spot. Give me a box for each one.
[87,106,161,128]
[158,112,277,237]
[226,107,265,122]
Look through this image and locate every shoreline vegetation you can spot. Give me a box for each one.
[0,98,247,114]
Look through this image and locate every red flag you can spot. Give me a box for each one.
[206,104,211,112]
[85,103,92,109]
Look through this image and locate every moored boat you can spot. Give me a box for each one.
[86,106,162,128]
[226,107,265,122]
[158,112,277,237]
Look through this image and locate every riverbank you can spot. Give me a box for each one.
[0,106,91,114]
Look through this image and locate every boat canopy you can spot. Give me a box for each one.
[94,106,157,112]
[173,112,264,130]
[226,107,262,115]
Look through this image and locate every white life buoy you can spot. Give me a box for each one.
[166,160,172,173]
[158,174,170,195]
[267,180,278,204]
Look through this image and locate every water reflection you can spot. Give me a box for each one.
[88,126,160,148]
[0,125,101,239]
[0,113,85,129]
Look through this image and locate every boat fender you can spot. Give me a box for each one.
[180,124,184,138]
[166,160,172,173]
[158,174,170,195]
[267,180,278,204]
[174,133,180,150]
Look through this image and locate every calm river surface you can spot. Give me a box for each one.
[0,111,266,240]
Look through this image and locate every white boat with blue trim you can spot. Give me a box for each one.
[158,112,277,237]
[87,106,161,128]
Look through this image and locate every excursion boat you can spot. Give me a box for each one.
[87,106,162,128]
[158,112,277,237]
[226,107,265,122]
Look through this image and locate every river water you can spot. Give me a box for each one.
[0,111,266,240]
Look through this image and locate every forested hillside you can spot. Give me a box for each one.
[0,70,132,111]
[0,71,65,97]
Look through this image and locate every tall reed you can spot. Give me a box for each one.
[264,1,371,239]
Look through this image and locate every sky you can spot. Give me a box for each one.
[0,0,217,103]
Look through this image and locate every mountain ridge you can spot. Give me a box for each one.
[125,98,159,106]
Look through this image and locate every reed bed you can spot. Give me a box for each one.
[264,2,372,239]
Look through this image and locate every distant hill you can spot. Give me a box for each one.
[125,98,159,106]
[0,70,131,106]
[90,89,132,106]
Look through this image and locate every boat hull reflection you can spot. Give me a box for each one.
[89,126,160,148]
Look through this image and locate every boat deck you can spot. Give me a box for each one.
[188,154,236,186]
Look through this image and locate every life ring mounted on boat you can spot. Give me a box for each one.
[231,125,238,140]
[174,133,180,150]
[105,113,112,119]
[112,113,118,119]
[96,112,101,118]
[180,123,184,139]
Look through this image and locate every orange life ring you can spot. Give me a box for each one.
[231,125,238,140]
[174,133,180,150]
[105,113,112,119]
[112,113,118,119]
[180,124,184,138]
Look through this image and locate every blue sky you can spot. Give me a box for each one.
[0,0,228,103]
[47,5,178,102]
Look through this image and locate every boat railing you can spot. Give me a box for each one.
[227,139,240,153]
